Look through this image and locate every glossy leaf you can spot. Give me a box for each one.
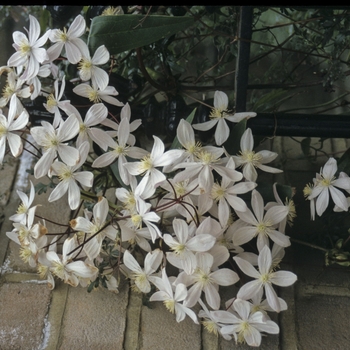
[88,15,194,54]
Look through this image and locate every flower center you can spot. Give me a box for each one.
[260,273,270,284]
[58,168,73,181]
[240,150,262,167]
[256,220,272,236]
[19,41,31,56]
[210,107,226,119]
[46,93,57,110]
[51,261,66,280]
[88,89,101,103]
[174,182,187,197]
[303,183,313,198]
[2,84,14,99]
[131,214,142,228]
[19,246,32,263]
[79,123,87,133]
[185,141,202,155]
[198,150,217,165]
[202,320,218,335]
[139,155,153,174]
[163,299,175,314]
[211,183,225,201]
[17,203,28,214]
[320,176,334,187]
[0,124,8,137]
[58,27,68,42]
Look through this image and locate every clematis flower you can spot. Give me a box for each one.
[123,249,163,293]
[31,113,80,178]
[232,128,283,182]
[209,158,256,226]
[124,135,183,198]
[265,182,297,233]
[78,45,110,91]
[0,70,31,107]
[179,252,239,310]
[232,189,290,251]
[150,268,198,324]
[308,157,350,217]
[192,91,256,146]
[163,218,216,275]
[128,196,162,243]
[43,76,71,128]
[9,180,36,224]
[46,236,98,287]
[92,116,147,186]
[0,94,29,164]
[174,146,242,194]
[64,103,111,151]
[7,15,51,81]
[212,298,279,346]
[73,82,124,107]
[233,245,297,312]
[48,141,93,210]
[47,14,87,64]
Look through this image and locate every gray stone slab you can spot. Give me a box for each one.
[0,155,18,207]
[140,300,201,350]
[0,282,51,350]
[295,294,350,350]
[58,281,129,350]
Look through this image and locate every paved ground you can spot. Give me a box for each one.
[0,136,350,350]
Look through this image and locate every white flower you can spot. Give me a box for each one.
[46,236,98,287]
[31,114,80,178]
[128,196,162,243]
[232,190,290,251]
[175,146,242,194]
[124,136,183,198]
[210,158,256,226]
[212,298,279,346]
[78,45,110,90]
[70,197,117,260]
[0,94,29,164]
[47,14,87,64]
[123,249,163,293]
[92,116,147,186]
[179,252,239,310]
[0,70,31,107]
[8,15,51,81]
[308,157,350,217]
[64,103,111,151]
[192,91,256,146]
[9,180,36,224]
[163,218,216,275]
[265,182,296,233]
[233,245,297,312]
[232,128,283,182]
[73,82,124,106]
[150,268,199,324]
[48,141,93,210]
[44,76,71,128]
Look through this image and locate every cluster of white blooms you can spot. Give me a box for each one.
[1,14,302,347]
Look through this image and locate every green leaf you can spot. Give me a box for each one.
[170,107,197,150]
[336,147,350,175]
[110,162,128,189]
[222,118,247,156]
[252,89,288,113]
[256,182,293,203]
[88,15,194,54]
[301,137,311,157]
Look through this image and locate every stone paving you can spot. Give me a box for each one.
[0,136,350,349]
